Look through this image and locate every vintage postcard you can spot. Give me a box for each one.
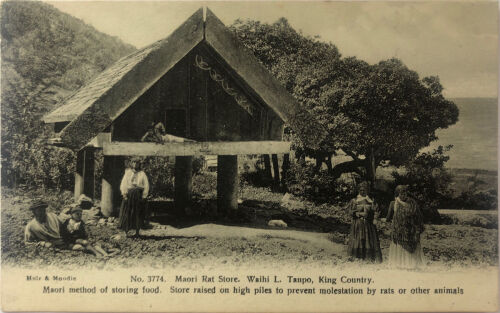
[1,1,498,312]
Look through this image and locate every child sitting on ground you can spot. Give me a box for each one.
[61,206,108,257]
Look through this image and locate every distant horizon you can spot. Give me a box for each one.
[450,97,498,100]
[426,97,497,172]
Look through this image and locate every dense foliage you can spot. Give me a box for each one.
[392,146,454,222]
[445,171,498,211]
[1,1,136,189]
[284,161,356,204]
[230,19,459,183]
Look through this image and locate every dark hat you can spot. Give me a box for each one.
[29,200,48,211]
[70,205,83,214]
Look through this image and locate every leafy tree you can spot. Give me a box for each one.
[230,19,459,185]
[325,60,458,182]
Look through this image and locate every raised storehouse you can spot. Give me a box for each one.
[44,8,318,216]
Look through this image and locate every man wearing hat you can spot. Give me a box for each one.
[24,200,64,248]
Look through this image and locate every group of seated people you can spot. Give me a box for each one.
[24,198,119,257]
[25,156,153,255]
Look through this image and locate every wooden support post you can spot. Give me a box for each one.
[112,157,125,211]
[262,154,272,185]
[83,148,95,199]
[217,155,238,214]
[282,153,290,187]
[74,150,84,201]
[101,156,124,217]
[174,156,193,214]
[272,154,280,190]
[75,148,95,201]
[101,156,113,217]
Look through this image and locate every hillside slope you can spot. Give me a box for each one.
[1,1,136,187]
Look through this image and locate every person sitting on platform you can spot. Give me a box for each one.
[24,200,65,249]
[118,158,150,237]
[141,122,164,144]
[141,121,195,144]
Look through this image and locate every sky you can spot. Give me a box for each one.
[48,1,498,99]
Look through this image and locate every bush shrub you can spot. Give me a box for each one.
[191,156,206,176]
[440,212,498,229]
[192,172,217,198]
[392,146,453,223]
[238,155,273,187]
[141,157,175,198]
[284,161,356,204]
[446,190,498,211]
[2,141,75,191]
[240,169,273,187]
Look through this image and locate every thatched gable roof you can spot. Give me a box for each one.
[43,42,161,123]
[44,8,325,150]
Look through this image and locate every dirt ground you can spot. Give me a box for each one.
[1,188,498,270]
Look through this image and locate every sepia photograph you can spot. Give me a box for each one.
[1,1,498,312]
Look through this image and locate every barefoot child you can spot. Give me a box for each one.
[61,206,108,257]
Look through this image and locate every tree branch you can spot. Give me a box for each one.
[331,159,364,180]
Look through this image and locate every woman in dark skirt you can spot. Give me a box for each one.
[118,158,150,237]
[347,181,383,263]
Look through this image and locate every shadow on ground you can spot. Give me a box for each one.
[148,199,351,236]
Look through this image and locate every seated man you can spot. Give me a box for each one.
[141,122,164,144]
[24,200,64,248]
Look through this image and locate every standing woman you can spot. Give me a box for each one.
[347,181,383,263]
[118,158,150,237]
[383,185,425,269]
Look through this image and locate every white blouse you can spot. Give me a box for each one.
[120,168,149,199]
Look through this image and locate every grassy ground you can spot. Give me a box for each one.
[1,186,497,269]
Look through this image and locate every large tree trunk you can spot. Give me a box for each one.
[364,147,377,186]
[294,149,306,164]
[281,153,290,185]
[314,156,323,172]
[271,154,280,190]
[326,155,333,173]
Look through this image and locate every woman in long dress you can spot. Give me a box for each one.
[383,185,425,269]
[118,158,150,237]
[347,181,383,263]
